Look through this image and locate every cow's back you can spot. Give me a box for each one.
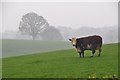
[89,35,102,44]
[87,35,102,49]
[77,35,102,50]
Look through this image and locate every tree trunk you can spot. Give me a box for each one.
[32,36,35,40]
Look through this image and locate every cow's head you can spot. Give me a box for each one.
[69,37,77,46]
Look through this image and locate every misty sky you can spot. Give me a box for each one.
[1,2,118,32]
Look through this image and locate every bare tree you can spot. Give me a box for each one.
[40,26,63,41]
[19,12,49,40]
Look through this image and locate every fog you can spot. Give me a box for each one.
[118,2,120,42]
[2,26,118,43]
[1,2,118,42]
[2,2,118,32]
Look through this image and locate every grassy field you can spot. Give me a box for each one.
[2,43,118,78]
[2,39,72,58]
[0,58,1,79]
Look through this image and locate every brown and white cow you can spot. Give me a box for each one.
[69,35,102,58]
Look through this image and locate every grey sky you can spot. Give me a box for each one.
[2,2,118,32]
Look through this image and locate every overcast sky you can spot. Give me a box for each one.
[1,2,118,32]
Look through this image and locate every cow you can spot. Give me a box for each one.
[69,35,102,58]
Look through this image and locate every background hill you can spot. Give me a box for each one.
[2,39,72,58]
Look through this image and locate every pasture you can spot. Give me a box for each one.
[2,43,118,78]
[2,39,72,58]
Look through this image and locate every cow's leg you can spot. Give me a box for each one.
[98,48,101,56]
[81,51,84,58]
[79,52,81,58]
[91,50,95,57]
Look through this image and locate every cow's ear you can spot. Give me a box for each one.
[69,39,72,41]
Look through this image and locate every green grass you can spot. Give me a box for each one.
[0,62,1,78]
[2,43,118,78]
[0,58,1,79]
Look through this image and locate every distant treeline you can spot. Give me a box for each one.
[57,26,118,44]
[2,26,118,43]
